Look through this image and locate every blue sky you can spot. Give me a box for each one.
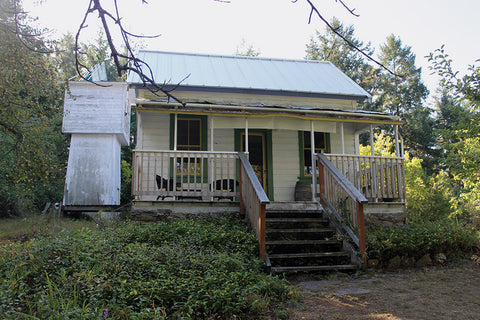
[24,0,480,103]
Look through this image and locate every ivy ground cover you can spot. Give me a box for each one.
[0,215,293,319]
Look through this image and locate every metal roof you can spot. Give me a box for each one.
[127,50,371,100]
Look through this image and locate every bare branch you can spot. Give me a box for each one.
[335,0,359,17]
[297,0,399,77]
[72,0,189,105]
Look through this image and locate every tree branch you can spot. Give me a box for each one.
[295,0,399,77]
[74,0,189,106]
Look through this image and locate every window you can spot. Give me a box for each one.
[177,118,201,150]
[301,131,327,176]
[170,115,207,178]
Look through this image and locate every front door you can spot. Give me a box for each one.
[241,132,267,190]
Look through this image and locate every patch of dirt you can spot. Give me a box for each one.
[288,261,480,320]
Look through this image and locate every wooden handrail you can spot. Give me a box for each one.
[315,153,367,263]
[318,154,368,204]
[238,152,269,260]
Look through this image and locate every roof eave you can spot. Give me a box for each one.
[129,84,370,102]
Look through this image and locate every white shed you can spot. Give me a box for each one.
[62,82,130,206]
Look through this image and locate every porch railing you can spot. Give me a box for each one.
[326,154,406,202]
[132,150,240,200]
[314,153,368,262]
[239,153,270,260]
[132,150,270,261]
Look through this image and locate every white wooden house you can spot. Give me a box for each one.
[129,51,404,203]
[127,51,406,270]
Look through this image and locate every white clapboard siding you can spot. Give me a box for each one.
[63,82,130,146]
[140,113,170,150]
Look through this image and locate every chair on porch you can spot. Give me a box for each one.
[155,175,181,200]
[210,179,239,201]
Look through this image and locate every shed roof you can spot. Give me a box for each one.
[127,50,371,100]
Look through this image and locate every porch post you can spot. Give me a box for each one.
[369,124,374,156]
[210,117,214,200]
[311,121,316,201]
[340,122,345,154]
[174,113,178,151]
[210,117,214,152]
[395,124,400,157]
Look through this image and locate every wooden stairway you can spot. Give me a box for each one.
[265,202,361,272]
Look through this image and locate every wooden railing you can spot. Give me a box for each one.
[314,153,368,262]
[239,152,270,260]
[132,150,240,200]
[326,154,406,202]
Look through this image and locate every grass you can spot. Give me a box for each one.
[0,215,97,243]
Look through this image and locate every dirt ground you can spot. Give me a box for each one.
[288,260,480,320]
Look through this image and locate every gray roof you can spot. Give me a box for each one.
[127,50,371,100]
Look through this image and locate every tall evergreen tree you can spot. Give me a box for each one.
[305,17,375,93]
[373,35,436,168]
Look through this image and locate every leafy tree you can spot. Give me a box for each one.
[0,0,66,216]
[55,31,125,81]
[428,47,480,220]
[373,35,436,168]
[428,46,480,108]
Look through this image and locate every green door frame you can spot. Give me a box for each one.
[235,129,274,200]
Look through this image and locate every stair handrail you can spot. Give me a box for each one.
[314,153,368,263]
[238,152,270,260]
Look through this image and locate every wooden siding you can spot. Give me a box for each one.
[329,124,357,154]
[210,128,235,151]
[63,82,130,146]
[64,134,121,205]
[138,112,170,150]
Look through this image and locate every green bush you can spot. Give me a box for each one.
[0,216,293,319]
[367,220,480,265]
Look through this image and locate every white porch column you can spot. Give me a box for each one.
[210,117,214,151]
[370,124,375,156]
[245,117,249,155]
[310,121,316,201]
[395,124,400,157]
[210,117,214,199]
[174,113,178,151]
[340,122,345,154]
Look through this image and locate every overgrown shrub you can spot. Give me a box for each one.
[0,216,294,319]
[367,220,480,265]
